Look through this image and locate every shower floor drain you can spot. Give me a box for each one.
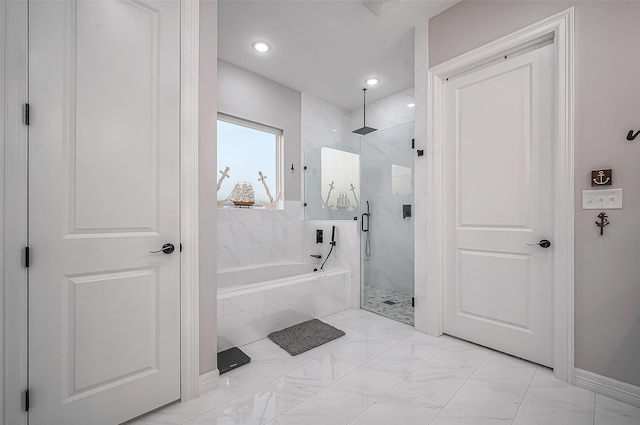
[382,300,396,305]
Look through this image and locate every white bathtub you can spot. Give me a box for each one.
[217,263,351,348]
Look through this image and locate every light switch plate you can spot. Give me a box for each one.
[582,188,622,210]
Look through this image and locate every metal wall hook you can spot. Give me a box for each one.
[626,130,639,141]
[596,212,609,236]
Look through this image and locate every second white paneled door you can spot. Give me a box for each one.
[28,1,181,424]
[443,44,555,366]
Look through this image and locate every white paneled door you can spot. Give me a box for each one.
[28,1,181,424]
[443,44,554,366]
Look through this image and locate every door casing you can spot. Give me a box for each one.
[423,8,575,382]
[1,1,208,423]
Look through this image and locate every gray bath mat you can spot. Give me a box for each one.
[268,319,345,356]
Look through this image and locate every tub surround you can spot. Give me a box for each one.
[217,265,351,349]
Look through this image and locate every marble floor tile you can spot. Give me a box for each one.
[429,380,520,425]
[348,347,424,395]
[277,350,362,400]
[529,367,595,411]
[231,350,316,391]
[336,332,401,363]
[594,394,640,425]
[128,376,247,425]
[326,311,396,334]
[366,320,418,342]
[239,338,282,362]
[469,352,537,401]
[348,383,443,425]
[437,339,491,369]
[395,332,450,361]
[130,310,639,425]
[511,389,594,425]
[276,376,379,425]
[188,380,300,425]
[401,353,478,405]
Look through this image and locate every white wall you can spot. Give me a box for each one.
[198,0,219,376]
[218,59,302,201]
[428,0,640,388]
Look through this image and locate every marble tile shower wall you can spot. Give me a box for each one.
[361,122,415,296]
[413,23,429,332]
[217,201,303,270]
[348,87,416,133]
[301,93,352,152]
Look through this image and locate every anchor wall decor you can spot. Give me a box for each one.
[596,212,609,236]
[591,169,612,186]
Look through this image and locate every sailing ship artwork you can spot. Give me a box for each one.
[229,182,255,206]
[321,180,359,211]
[216,166,281,209]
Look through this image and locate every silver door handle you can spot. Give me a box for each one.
[149,243,175,254]
[526,239,551,248]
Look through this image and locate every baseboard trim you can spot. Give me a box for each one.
[198,369,221,395]
[574,368,640,408]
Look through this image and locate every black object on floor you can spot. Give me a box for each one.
[268,319,345,356]
[383,300,397,305]
[217,347,251,375]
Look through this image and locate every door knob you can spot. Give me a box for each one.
[149,243,175,254]
[526,239,551,248]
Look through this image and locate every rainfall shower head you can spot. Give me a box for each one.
[353,126,377,136]
[353,88,377,135]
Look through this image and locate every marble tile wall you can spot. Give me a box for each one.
[413,22,429,333]
[301,220,360,309]
[349,87,416,133]
[217,201,303,270]
[301,93,352,152]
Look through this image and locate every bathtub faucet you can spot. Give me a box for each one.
[310,254,322,259]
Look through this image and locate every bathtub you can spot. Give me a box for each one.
[217,263,351,348]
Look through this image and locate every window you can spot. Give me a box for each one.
[217,114,283,209]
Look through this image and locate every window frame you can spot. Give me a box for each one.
[217,113,284,209]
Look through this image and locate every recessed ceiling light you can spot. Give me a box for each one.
[332,129,337,132]
[252,41,271,53]
[407,103,416,108]
[365,78,380,86]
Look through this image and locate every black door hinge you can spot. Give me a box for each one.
[180,243,182,253]
[411,138,415,149]
[24,389,30,412]
[412,297,415,307]
[24,103,30,126]
[24,247,30,268]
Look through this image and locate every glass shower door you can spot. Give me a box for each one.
[360,122,415,325]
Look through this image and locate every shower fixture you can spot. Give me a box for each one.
[362,201,372,258]
[352,88,377,135]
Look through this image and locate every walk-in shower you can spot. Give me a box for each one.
[304,122,415,325]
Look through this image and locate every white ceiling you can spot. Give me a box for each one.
[218,0,458,111]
